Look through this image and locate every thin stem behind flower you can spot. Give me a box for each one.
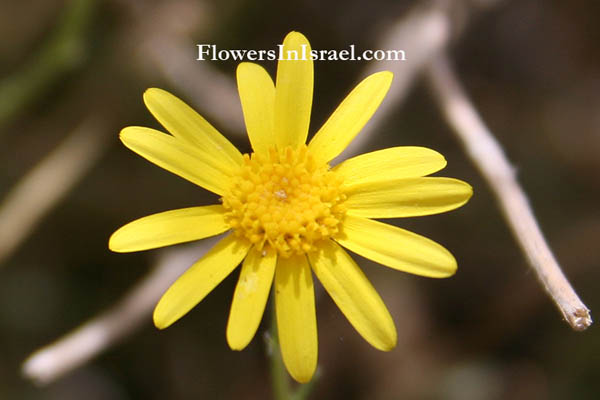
[266,298,320,400]
[267,302,292,400]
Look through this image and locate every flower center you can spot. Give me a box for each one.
[222,145,346,258]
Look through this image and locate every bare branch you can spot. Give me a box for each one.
[426,55,592,331]
[0,116,109,266]
[123,0,245,137]
[22,241,215,385]
[142,36,246,136]
[340,1,452,161]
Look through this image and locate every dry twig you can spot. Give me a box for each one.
[142,36,245,136]
[22,241,214,384]
[340,1,452,161]
[0,116,109,266]
[426,55,591,331]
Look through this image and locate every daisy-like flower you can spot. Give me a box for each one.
[109,31,472,383]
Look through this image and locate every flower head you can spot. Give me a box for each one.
[109,31,472,383]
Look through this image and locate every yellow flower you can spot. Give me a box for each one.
[109,31,472,383]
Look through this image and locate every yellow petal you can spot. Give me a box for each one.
[120,126,231,195]
[143,88,243,169]
[275,254,317,383]
[345,177,473,218]
[153,234,251,329]
[226,247,276,350]
[274,32,313,148]
[336,215,457,278]
[237,63,275,154]
[333,146,447,187]
[308,240,397,351]
[308,71,392,163]
[109,205,229,253]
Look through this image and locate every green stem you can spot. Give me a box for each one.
[268,301,292,400]
[266,298,320,400]
[0,0,96,130]
[291,376,320,400]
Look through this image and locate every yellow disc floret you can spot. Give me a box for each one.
[222,145,346,258]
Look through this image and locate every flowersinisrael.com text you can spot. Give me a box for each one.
[196,44,406,62]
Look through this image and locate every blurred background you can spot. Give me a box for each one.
[0,0,598,399]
